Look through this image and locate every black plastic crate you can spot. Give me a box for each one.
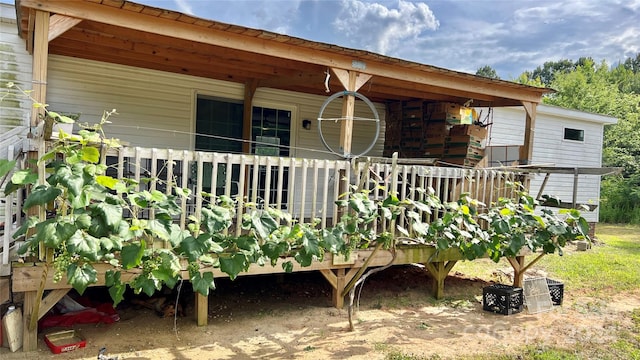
[546,278,564,305]
[483,284,524,315]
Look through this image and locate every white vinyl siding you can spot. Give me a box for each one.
[46,56,385,159]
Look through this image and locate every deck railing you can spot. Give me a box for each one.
[1,139,25,275]
[103,146,523,236]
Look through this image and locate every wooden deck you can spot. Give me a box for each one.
[3,145,528,351]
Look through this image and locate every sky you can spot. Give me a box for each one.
[5,0,640,79]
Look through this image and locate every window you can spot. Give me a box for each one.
[251,106,291,205]
[195,95,244,153]
[194,96,244,194]
[563,128,584,142]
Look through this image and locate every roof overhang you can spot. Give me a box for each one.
[15,0,552,107]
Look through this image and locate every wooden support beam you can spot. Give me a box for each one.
[508,253,546,288]
[48,14,82,42]
[331,68,372,157]
[37,288,70,320]
[195,293,208,326]
[31,10,50,126]
[508,256,525,288]
[22,291,37,352]
[519,101,537,166]
[320,267,360,309]
[424,260,458,299]
[242,79,259,154]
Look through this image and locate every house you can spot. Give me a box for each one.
[0,0,611,351]
[486,105,618,224]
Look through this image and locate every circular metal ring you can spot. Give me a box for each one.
[317,91,380,159]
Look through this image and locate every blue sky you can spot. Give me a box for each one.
[5,0,640,79]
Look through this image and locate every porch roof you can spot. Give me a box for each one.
[15,0,551,107]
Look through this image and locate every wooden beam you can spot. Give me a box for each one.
[48,14,82,41]
[195,293,207,326]
[22,291,37,351]
[519,101,537,165]
[18,0,546,104]
[334,68,372,157]
[37,288,70,320]
[424,260,458,299]
[242,79,259,154]
[31,10,49,127]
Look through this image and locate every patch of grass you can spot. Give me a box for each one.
[535,224,640,296]
[454,224,640,298]
[385,350,432,360]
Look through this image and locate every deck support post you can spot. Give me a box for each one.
[320,268,360,309]
[424,261,457,299]
[21,288,70,351]
[508,253,544,288]
[195,293,208,326]
[509,256,526,288]
[22,291,37,351]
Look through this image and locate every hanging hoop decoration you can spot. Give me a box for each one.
[317,91,380,159]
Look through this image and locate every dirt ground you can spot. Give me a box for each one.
[2,264,639,360]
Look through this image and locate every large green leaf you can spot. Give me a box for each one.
[147,219,171,241]
[191,271,216,296]
[23,185,62,210]
[202,206,233,233]
[219,253,247,280]
[121,241,146,269]
[261,241,290,265]
[151,251,182,286]
[235,235,260,252]
[179,233,213,262]
[294,249,314,267]
[67,231,100,261]
[10,168,38,185]
[320,225,345,253]
[96,175,119,190]
[247,210,279,240]
[105,270,126,306]
[168,224,190,248]
[0,159,16,178]
[80,147,100,163]
[131,274,161,296]
[35,220,59,248]
[67,263,98,295]
[88,202,123,236]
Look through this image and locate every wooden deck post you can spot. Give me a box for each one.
[320,268,360,309]
[509,256,526,288]
[22,291,37,351]
[195,293,208,326]
[508,253,545,288]
[21,288,70,351]
[424,261,458,299]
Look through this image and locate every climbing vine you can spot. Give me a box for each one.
[1,83,590,307]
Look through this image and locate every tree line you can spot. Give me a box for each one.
[477,54,640,223]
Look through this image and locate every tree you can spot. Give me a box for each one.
[475,65,500,79]
[530,59,576,87]
[623,52,640,73]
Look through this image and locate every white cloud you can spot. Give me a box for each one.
[333,0,439,54]
[173,0,194,15]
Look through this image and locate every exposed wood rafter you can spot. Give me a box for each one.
[48,14,82,42]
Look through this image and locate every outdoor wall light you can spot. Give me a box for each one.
[302,119,312,130]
